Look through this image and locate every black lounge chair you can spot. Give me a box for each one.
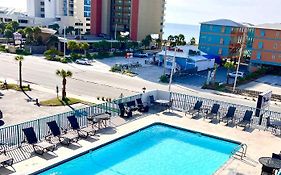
[67,116,96,138]
[136,98,149,112]
[0,149,13,169]
[185,100,203,118]
[204,103,220,120]
[118,103,132,118]
[221,106,236,125]
[22,127,55,155]
[47,121,79,146]
[149,95,156,106]
[126,101,138,111]
[272,153,281,160]
[236,110,253,129]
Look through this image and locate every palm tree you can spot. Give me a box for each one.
[67,40,78,53]
[47,35,59,49]
[190,37,196,45]
[4,29,13,44]
[178,34,185,45]
[15,55,24,88]
[56,69,72,100]
[224,61,235,84]
[80,42,89,55]
[33,27,41,45]
[24,27,33,44]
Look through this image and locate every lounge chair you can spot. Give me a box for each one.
[0,149,13,169]
[118,103,132,118]
[185,100,203,118]
[126,101,138,111]
[47,121,79,146]
[204,103,220,120]
[272,153,281,160]
[149,95,156,106]
[67,116,96,138]
[136,98,149,112]
[236,110,253,129]
[221,106,236,125]
[22,127,55,155]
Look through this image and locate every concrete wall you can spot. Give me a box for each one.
[136,0,165,41]
[27,0,40,17]
[44,0,56,18]
[101,0,111,35]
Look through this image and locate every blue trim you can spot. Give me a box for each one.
[31,122,241,174]
[254,37,281,41]
[250,59,281,66]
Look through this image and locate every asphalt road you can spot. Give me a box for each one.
[0,52,280,112]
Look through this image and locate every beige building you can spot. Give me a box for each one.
[26,0,91,34]
[91,0,166,41]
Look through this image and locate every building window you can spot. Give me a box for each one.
[218,48,222,55]
[18,19,28,23]
[221,27,225,33]
[272,55,276,60]
[220,38,224,44]
[210,26,213,31]
[274,43,278,49]
[276,31,280,38]
[258,42,263,49]
[260,30,265,37]
[257,52,261,59]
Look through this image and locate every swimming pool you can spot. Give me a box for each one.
[37,123,239,175]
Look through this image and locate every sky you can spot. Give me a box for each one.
[1,0,281,25]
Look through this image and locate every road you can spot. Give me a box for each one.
[0,52,280,112]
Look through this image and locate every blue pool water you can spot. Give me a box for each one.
[38,124,239,175]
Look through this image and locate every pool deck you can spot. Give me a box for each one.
[1,110,281,175]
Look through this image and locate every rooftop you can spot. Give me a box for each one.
[0,90,280,174]
[255,23,281,31]
[201,19,245,27]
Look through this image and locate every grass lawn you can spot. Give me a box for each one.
[0,83,31,91]
[40,97,85,106]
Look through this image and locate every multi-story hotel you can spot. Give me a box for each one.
[26,0,92,34]
[90,0,166,41]
[250,23,281,68]
[198,19,245,60]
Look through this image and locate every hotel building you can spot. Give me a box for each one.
[90,0,166,41]
[26,0,92,34]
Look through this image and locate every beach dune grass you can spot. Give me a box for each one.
[40,97,84,106]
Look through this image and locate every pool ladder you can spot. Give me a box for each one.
[231,143,247,159]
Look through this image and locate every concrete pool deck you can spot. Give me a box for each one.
[1,110,280,175]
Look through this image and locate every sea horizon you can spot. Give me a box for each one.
[163,23,200,43]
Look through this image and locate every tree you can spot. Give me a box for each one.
[47,35,59,49]
[56,69,72,100]
[48,23,60,34]
[190,37,196,45]
[155,38,162,49]
[0,23,5,34]
[67,40,78,53]
[15,55,24,88]
[142,35,152,49]
[33,27,41,45]
[224,61,235,84]
[67,26,75,35]
[9,21,19,32]
[4,29,13,43]
[80,42,89,55]
[24,27,34,44]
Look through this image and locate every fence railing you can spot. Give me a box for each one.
[171,92,281,127]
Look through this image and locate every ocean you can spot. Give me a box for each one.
[163,23,200,44]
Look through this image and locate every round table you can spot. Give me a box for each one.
[259,157,281,169]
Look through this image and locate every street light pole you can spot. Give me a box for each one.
[233,28,247,92]
[168,46,177,92]
[64,26,66,59]
[163,45,167,76]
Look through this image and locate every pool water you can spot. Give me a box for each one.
[38,124,239,175]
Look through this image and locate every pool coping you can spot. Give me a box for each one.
[31,122,242,174]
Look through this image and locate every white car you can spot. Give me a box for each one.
[228,71,244,78]
[75,59,91,65]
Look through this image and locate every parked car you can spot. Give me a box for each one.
[133,52,148,58]
[228,71,244,78]
[75,59,91,65]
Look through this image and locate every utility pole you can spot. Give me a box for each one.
[168,46,177,92]
[64,26,66,59]
[163,45,167,76]
[233,28,247,92]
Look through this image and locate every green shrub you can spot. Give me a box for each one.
[113,51,126,57]
[159,74,169,83]
[60,58,68,63]
[16,48,31,55]
[110,64,122,72]
[97,51,110,59]
[0,45,5,52]
[70,53,82,61]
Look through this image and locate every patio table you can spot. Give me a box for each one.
[259,157,281,173]
[87,113,111,129]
